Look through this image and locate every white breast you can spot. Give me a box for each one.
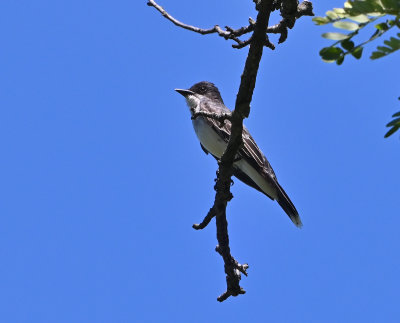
[184,95,278,199]
[192,118,227,158]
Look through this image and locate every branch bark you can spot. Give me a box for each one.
[209,0,275,301]
[266,1,314,43]
[147,0,255,48]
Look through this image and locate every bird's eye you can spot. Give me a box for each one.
[200,86,206,93]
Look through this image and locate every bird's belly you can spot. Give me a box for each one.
[192,118,227,158]
[192,118,277,199]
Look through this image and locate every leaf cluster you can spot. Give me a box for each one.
[385,98,400,138]
[313,0,400,65]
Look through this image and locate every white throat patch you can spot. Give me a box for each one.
[185,94,200,116]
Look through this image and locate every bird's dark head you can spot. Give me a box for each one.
[174,81,223,102]
[175,81,224,114]
[189,81,224,103]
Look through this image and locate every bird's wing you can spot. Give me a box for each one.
[198,124,265,195]
[199,100,277,180]
[200,143,209,155]
[199,100,302,227]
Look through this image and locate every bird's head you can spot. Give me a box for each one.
[175,81,224,105]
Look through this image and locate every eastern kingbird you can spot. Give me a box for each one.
[176,81,302,228]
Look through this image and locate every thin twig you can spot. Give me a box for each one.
[147,0,255,48]
[193,206,217,230]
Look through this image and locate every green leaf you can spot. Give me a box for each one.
[344,1,352,9]
[350,0,384,14]
[326,11,339,20]
[385,109,400,137]
[333,8,346,14]
[386,117,400,127]
[322,32,350,40]
[381,0,400,10]
[333,21,360,30]
[333,8,347,18]
[373,35,400,59]
[312,17,331,25]
[368,13,385,17]
[384,37,400,50]
[316,1,400,65]
[341,39,355,50]
[377,45,393,53]
[351,47,363,59]
[320,47,344,60]
[371,50,387,59]
[375,22,389,30]
[336,56,345,65]
[348,14,370,23]
[384,125,399,138]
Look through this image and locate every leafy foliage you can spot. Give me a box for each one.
[313,0,400,65]
[314,1,400,139]
[385,98,400,138]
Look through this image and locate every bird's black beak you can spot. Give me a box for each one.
[175,89,195,97]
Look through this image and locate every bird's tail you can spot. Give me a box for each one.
[276,182,302,228]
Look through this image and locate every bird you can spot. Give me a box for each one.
[175,81,302,228]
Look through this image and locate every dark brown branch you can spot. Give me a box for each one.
[209,0,275,302]
[192,206,216,230]
[193,174,232,230]
[225,18,256,38]
[266,1,314,43]
[215,245,249,302]
[147,0,255,48]
[232,35,254,49]
[215,246,249,277]
[295,1,315,18]
[233,35,276,50]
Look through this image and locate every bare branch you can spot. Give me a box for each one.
[192,206,216,230]
[147,0,216,34]
[215,246,249,277]
[209,0,275,301]
[225,18,256,38]
[217,288,245,302]
[296,0,314,17]
[147,0,255,48]
[232,36,253,49]
[266,1,314,43]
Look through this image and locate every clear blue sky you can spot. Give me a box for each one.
[1,1,399,322]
